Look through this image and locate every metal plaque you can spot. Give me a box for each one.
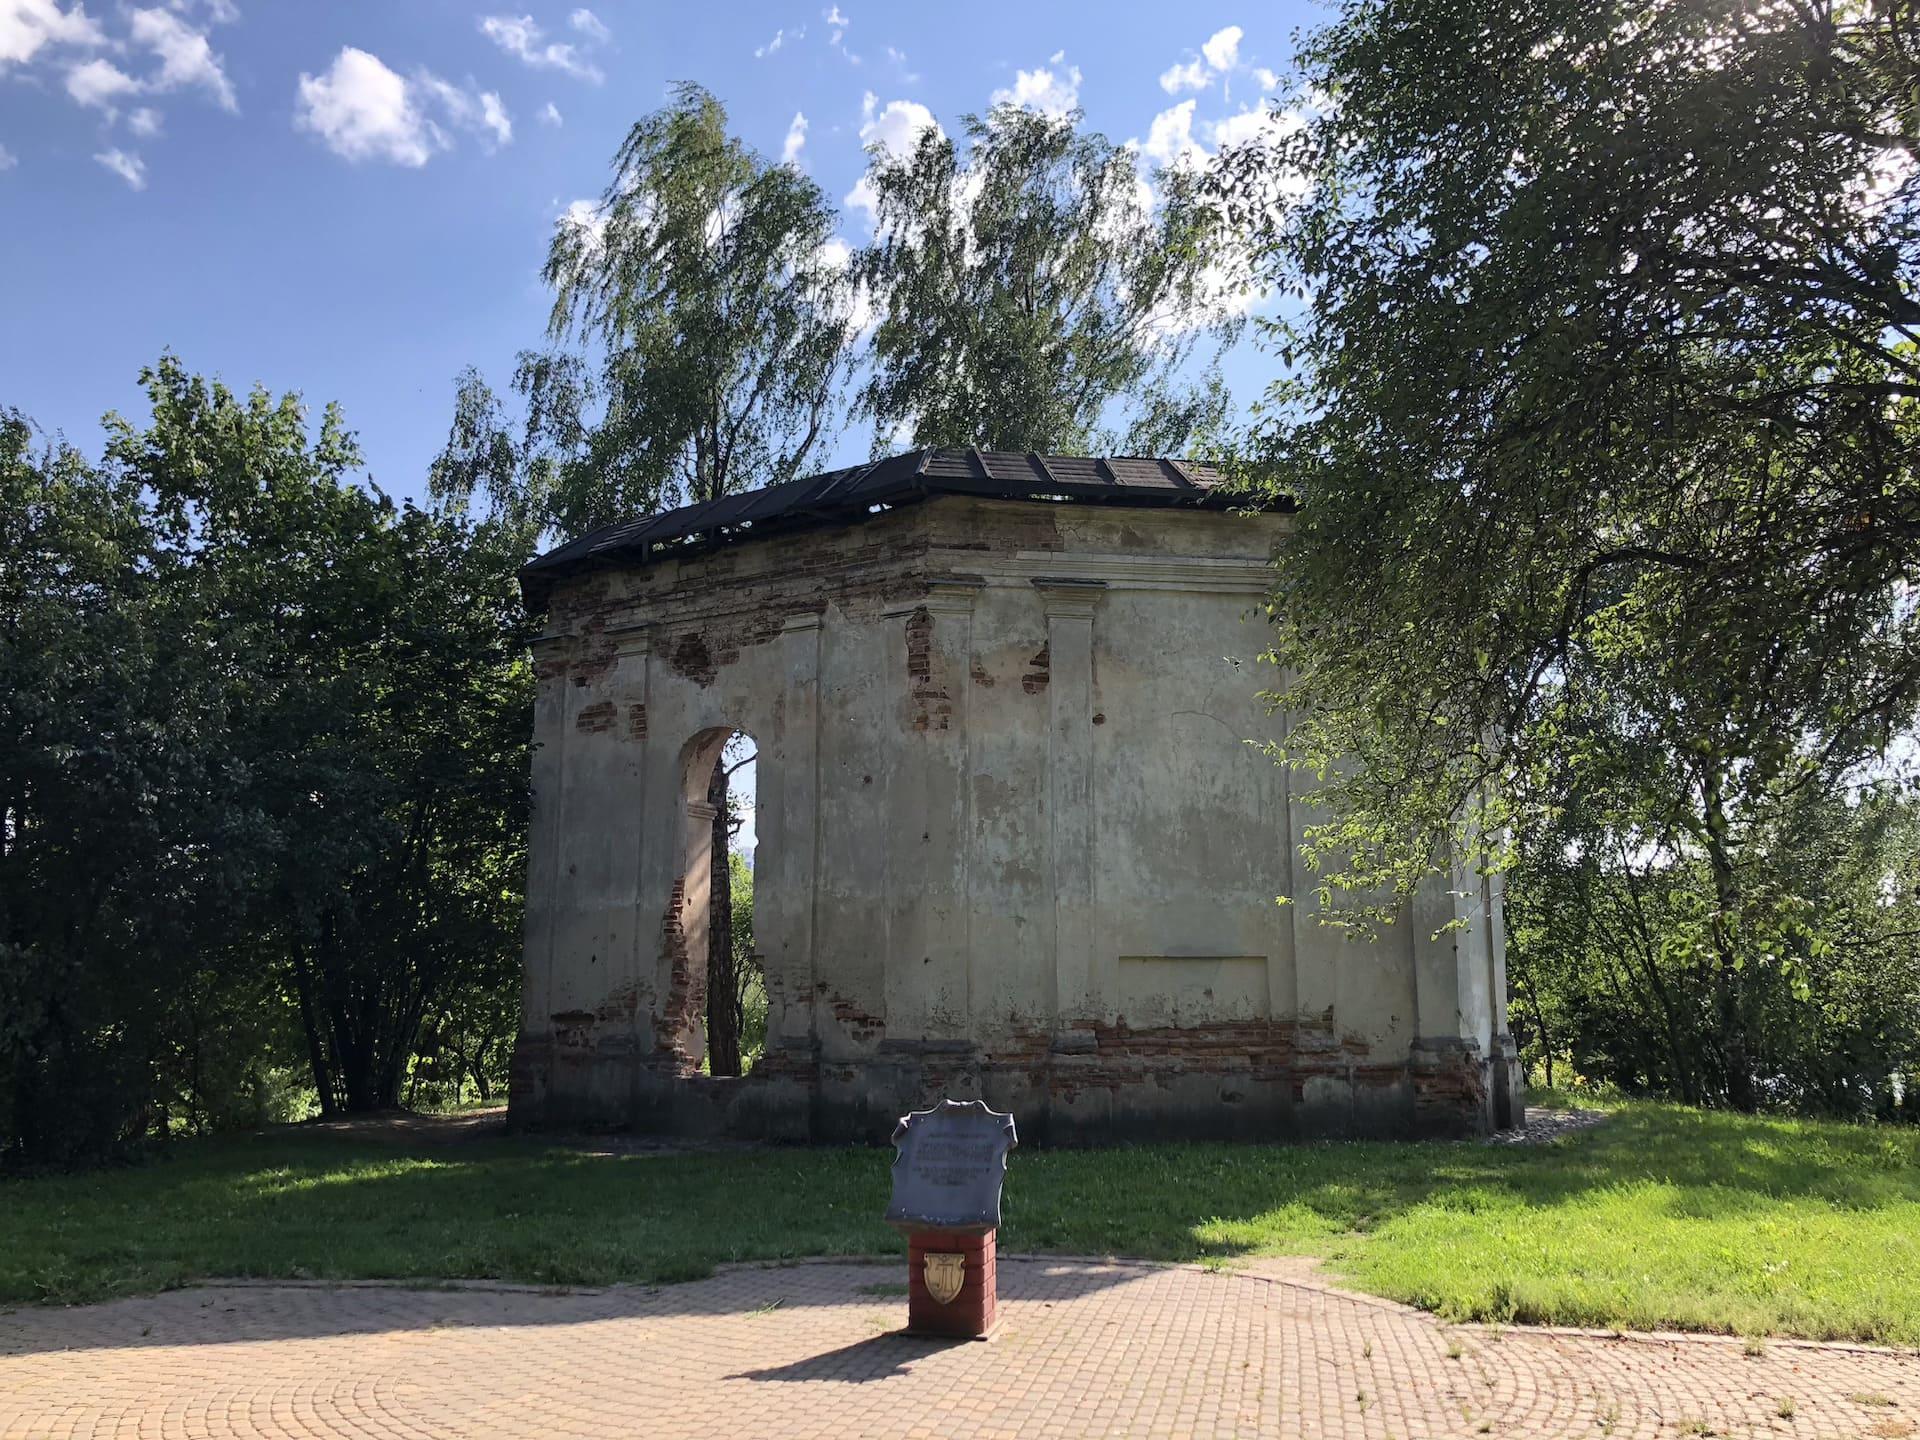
[884,1099,1018,1233]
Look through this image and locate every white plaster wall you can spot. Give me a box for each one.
[515,495,1507,1135]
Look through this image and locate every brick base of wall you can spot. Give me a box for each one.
[507,1031,1504,1144]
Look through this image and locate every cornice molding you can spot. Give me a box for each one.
[993,551,1275,594]
[1032,576,1108,620]
[883,574,986,620]
[605,619,652,657]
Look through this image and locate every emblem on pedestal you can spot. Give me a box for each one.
[923,1251,966,1304]
[884,1098,1018,1339]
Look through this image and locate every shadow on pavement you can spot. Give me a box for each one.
[729,1329,976,1383]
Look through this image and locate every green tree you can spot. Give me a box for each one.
[2,410,224,1162]
[855,103,1244,454]
[728,851,766,1071]
[1220,0,1920,1109]
[526,82,853,534]
[1508,781,1920,1116]
[2,359,534,1162]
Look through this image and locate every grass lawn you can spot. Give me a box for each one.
[5,1097,1917,1345]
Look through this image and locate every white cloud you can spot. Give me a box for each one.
[1209,103,1301,152]
[1141,99,1203,169]
[1201,25,1242,73]
[414,73,511,149]
[1252,65,1278,92]
[1160,25,1255,98]
[128,104,162,135]
[845,91,940,225]
[296,49,512,165]
[128,6,235,110]
[479,14,601,82]
[539,100,562,126]
[171,0,239,24]
[559,196,606,254]
[754,26,790,58]
[568,7,608,42]
[858,90,938,157]
[480,90,511,147]
[817,234,875,335]
[782,109,807,166]
[990,55,1080,118]
[93,145,145,188]
[0,0,104,69]
[294,47,430,166]
[1158,58,1207,94]
[823,4,857,62]
[0,142,16,170]
[65,55,137,109]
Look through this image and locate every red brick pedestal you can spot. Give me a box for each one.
[905,1228,998,1339]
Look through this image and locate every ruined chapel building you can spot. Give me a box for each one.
[510,449,1521,1142]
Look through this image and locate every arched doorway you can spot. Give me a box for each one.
[674,726,761,1077]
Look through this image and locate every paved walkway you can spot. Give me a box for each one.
[3,1260,1914,1440]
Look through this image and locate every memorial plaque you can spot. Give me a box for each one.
[885,1099,1018,1234]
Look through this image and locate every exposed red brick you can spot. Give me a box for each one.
[655,879,708,1069]
[824,989,886,1047]
[904,606,953,731]
[596,983,640,1022]
[668,632,718,687]
[626,702,648,740]
[575,700,616,734]
[905,607,933,683]
[906,1228,999,1337]
[1021,644,1050,694]
[1410,1043,1489,1119]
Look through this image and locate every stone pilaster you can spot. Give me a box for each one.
[509,628,575,1120]
[1409,862,1492,1133]
[884,581,982,1051]
[605,621,653,1052]
[1034,578,1106,1036]
[769,610,824,1067]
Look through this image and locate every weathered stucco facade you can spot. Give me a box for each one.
[510,452,1520,1142]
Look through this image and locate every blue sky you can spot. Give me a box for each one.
[1,0,1316,503]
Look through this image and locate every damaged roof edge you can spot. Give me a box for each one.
[517,447,1288,610]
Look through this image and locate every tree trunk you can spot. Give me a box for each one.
[1607,866,1701,1105]
[706,756,742,1076]
[288,931,340,1118]
[1700,768,1757,1112]
[1513,952,1553,1089]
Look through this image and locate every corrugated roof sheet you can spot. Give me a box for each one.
[521,447,1275,606]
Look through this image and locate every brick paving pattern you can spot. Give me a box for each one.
[3,1260,1915,1439]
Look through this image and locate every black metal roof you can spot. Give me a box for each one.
[521,448,1271,606]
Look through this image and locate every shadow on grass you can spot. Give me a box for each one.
[3,1101,1915,1343]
